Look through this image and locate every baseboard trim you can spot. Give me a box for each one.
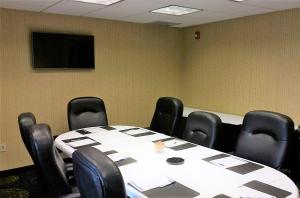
[0,165,35,177]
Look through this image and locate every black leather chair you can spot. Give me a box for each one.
[18,112,37,160]
[234,110,294,169]
[150,97,183,136]
[182,111,221,149]
[68,97,108,130]
[29,123,79,197]
[72,147,126,198]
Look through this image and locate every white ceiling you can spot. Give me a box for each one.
[0,0,300,27]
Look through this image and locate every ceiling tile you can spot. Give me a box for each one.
[44,0,106,16]
[84,0,163,19]
[242,0,300,11]
[121,9,234,27]
[1,0,299,28]
[120,12,182,24]
[146,0,189,4]
[177,0,274,17]
[0,0,61,12]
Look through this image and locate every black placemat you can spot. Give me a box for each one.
[103,150,117,155]
[76,129,91,135]
[62,136,89,143]
[115,157,137,167]
[132,131,156,137]
[73,142,100,149]
[213,194,231,198]
[227,162,264,175]
[152,137,175,143]
[62,137,101,149]
[170,143,197,151]
[202,154,230,162]
[143,181,200,198]
[244,180,292,198]
[119,128,140,132]
[100,126,116,131]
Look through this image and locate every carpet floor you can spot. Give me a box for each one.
[0,168,51,198]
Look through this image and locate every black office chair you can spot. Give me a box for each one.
[150,97,183,136]
[68,97,108,130]
[182,111,221,149]
[29,123,79,197]
[72,147,126,198]
[18,112,37,160]
[234,110,294,169]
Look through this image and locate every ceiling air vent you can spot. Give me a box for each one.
[148,21,181,27]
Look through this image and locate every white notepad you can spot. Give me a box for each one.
[67,139,95,147]
[125,129,145,135]
[231,186,275,198]
[210,156,247,168]
[84,128,102,133]
[164,139,186,148]
[107,153,127,162]
[128,173,174,192]
[93,145,112,153]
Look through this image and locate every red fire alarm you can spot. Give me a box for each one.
[195,31,200,40]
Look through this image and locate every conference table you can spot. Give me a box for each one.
[55,125,299,198]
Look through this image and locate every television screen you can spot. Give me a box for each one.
[32,32,95,69]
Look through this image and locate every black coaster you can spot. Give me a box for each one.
[166,157,184,165]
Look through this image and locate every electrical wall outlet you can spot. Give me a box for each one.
[0,143,7,152]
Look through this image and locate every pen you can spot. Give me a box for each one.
[128,182,143,192]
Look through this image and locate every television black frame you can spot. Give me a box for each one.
[31,32,95,69]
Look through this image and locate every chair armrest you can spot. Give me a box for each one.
[60,193,81,198]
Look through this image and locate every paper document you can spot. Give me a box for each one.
[84,128,102,133]
[231,186,275,198]
[128,174,174,192]
[67,139,95,147]
[107,153,127,162]
[164,139,186,148]
[210,156,247,168]
[93,145,112,153]
[148,134,169,141]
[125,129,145,135]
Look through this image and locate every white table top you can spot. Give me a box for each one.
[55,126,299,198]
[183,107,244,125]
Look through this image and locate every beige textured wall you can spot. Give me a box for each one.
[0,9,4,168]
[0,9,183,170]
[182,8,300,123]
[1,7,300,171]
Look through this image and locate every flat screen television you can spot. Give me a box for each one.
[32,32,95,69]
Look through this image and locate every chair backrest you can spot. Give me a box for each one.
[18,112,37,160]
[68,97,108,130]
[182,111,221,149]
[29,123,72,196]
[234,110,294,169]
[72,147,126,198]
[150,97,183,136]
